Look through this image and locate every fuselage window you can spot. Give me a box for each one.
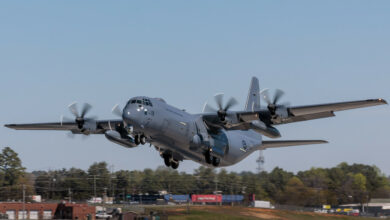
[136,100,142,104]
[131,100,136,104]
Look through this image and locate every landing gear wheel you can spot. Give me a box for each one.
[134,135,140,145]
[164,158,171,167]
[205,149,212,164]
[171,161,179,169]
[140,135,146,145]
[164,155,171,167]
[212,157,220,167]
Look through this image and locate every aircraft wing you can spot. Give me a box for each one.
[201,98,386,130]
[4,120,123,134]
[274,98,387,125]
[260,140,328,150]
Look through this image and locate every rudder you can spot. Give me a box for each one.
[245,77,260,111]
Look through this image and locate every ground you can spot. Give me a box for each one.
[139,205,378,220]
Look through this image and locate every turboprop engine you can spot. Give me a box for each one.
[105,130,137,148]
[250,120,281,138]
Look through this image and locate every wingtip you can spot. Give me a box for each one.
[378,98,388,105]
[4,124,14,129]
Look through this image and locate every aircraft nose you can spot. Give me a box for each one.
[122,106,144,127]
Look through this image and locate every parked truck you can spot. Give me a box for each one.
[252,200,274,209]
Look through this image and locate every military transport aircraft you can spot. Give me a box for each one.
[5,77,387,169]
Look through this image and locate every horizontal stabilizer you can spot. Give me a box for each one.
[260,140,328,150]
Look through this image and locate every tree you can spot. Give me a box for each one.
[61,168,89,200]
[22,160,390,205]
[0,147,27,200]
[0,147,25,186]
[351,173,368,204]
[281,177,309,206]
[88,162,110,197]
[193,166,216,194]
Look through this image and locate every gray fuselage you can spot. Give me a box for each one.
[122,96,263,167]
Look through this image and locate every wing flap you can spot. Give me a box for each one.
[260,140,328,150]
[279,111,335,124]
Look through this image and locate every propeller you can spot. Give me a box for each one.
[260,89,289,115]
[67,102,95,129]
[112,104,123,118]
[203,93,238,121]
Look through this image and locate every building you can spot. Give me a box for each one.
[55,203,96,220]
[0,202,95,220]
[340,198,390,216]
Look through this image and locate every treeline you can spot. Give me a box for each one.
[1,146,390,206]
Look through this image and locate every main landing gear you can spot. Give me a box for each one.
[134,134,146,145]
[204,148,220,167]
[163,153,179,169]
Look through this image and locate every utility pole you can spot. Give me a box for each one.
[110,164,115,198]
[103,187,107,204]
[94,175,97,197]
[22,184,26,219]
[214,176,218,192]
[230,184,233,207]
[68,188,72,203]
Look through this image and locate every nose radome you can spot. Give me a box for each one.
[122,106,144,127]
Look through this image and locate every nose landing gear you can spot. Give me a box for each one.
[134,134,147,145]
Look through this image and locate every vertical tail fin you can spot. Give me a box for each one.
[245,77,260,111]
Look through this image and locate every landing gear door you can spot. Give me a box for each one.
[195,117,210,143]
[210,131,228,158]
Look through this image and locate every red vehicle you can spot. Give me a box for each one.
[191,194,222,203]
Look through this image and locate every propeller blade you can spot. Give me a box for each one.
[260,89,272,105]
[81,103,92,118]
[214,93,224,110]
[202,102,217,113]
[68,102,79,118]
[273,89,284,104]
[112,104,123,117]
[60,115,74,126]
[224,97,238,111]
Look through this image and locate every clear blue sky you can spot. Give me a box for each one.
[0,1,389,174]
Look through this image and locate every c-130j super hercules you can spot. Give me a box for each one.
[5,77,387,169]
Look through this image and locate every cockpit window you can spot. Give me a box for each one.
[128,98,153,107]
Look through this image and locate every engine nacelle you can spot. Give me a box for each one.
[250,120,281,138]
[104,130,137,148]
[78,120,98,135]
